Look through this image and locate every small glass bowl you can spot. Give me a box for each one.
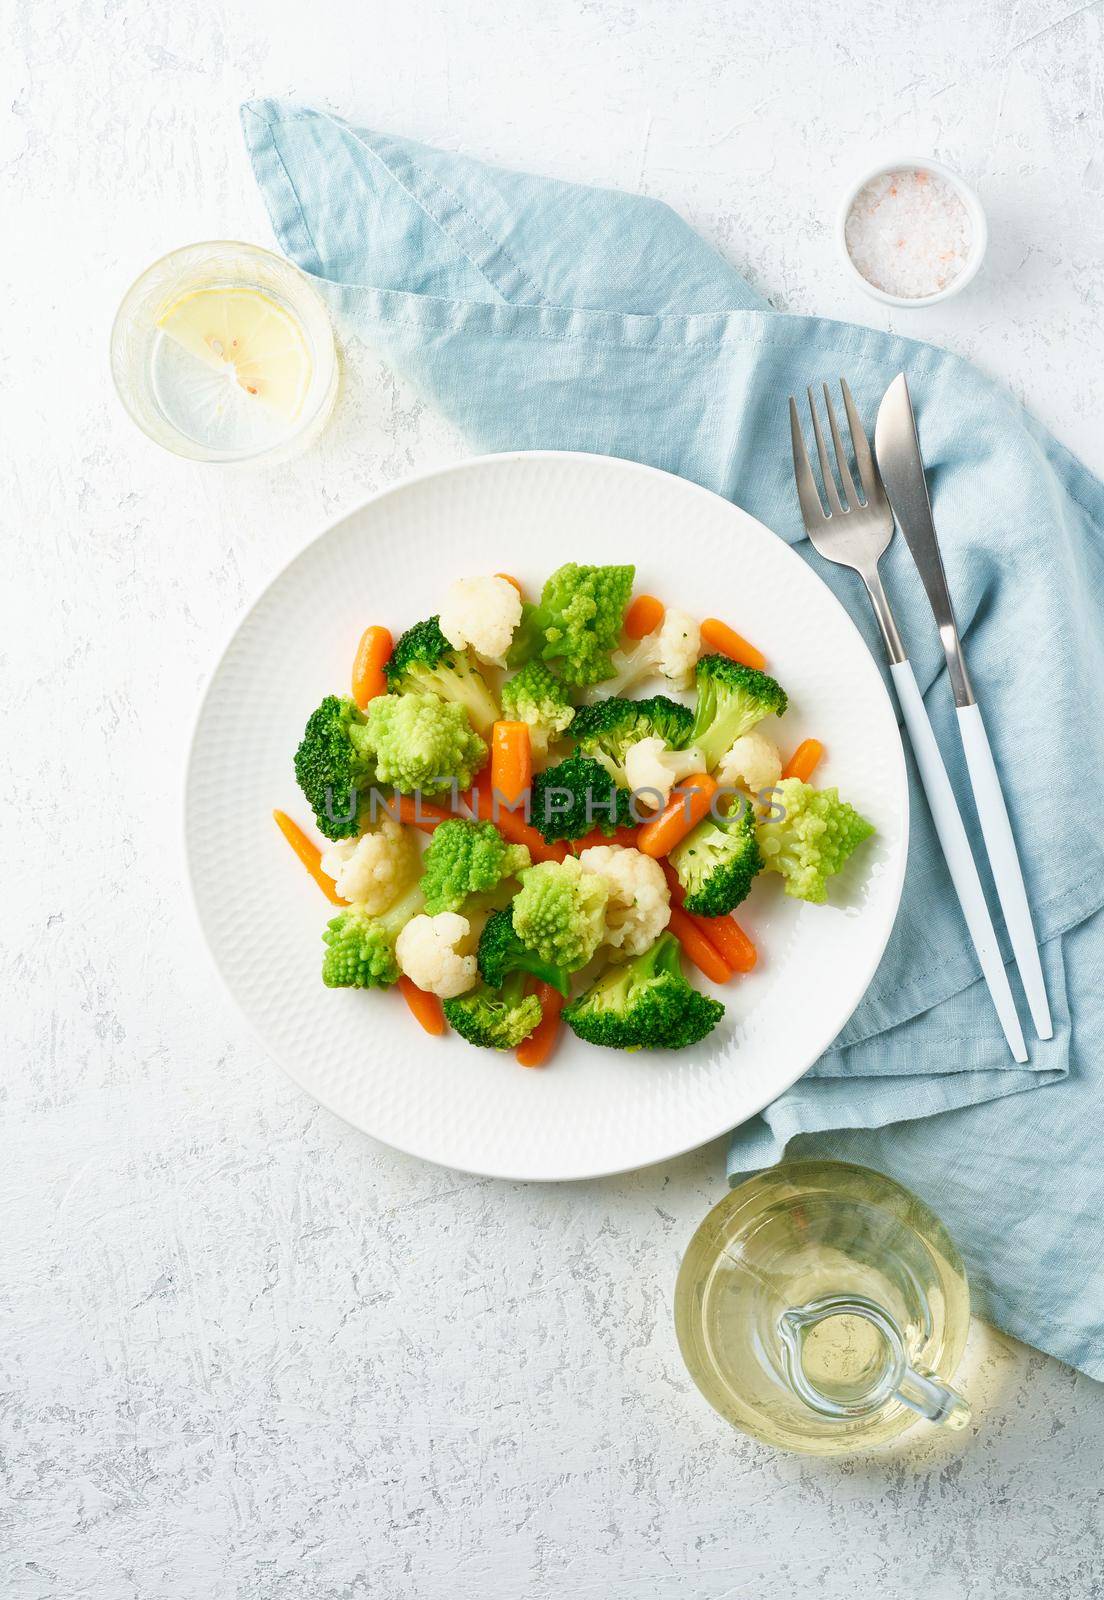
[836,158,988,309]
[110,240,338,464]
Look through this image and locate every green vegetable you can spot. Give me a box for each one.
[563,932,724,1050]
[293,694,376,841]
[757,778,875,903]
[363,692,487,797]
[499,660,576,757]
[529,753,634,842]
[420,818,531,915]
[571,694,695,786]
[442,971,544,1050]
[477,907,571,997]
[686,654,788,773]
[385,615,500,736]
[668,803,762,916]
[321,885,423,988]
[506,563,634,686]
[512,857,608,971]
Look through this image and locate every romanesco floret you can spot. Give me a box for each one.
[439,576,523,667]
[529,753,634,842]
[419,818,531,915]
[512,856,608,971]
[385,615,500,735]
[477,907,571,996]
[442,971,544,1050]
[595,606,702,698]
[507,563,634,686]
[363,692,487,797]
[563,932,724,1050]
[757,778,875,903]
[576,844,671,958]
[321,884,424,988]
[320,814,419,914]
[294,694,376,840]
[686,655,788,773]
[668,803,762,917]
[499,660,575,759]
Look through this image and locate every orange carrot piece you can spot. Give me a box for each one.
[398,976,447,1035]
[465,764,495,821]
[624,594,665,639]
[570,823,641,854]
[516,983,565,1068]
[351,625,393,709]
[637,774,718,859]
[700,618,767,672]
[395,794,456,833]
[272,810,345,906]
[782,739,824,784]
[668,905,732,984]
[661,859,757,974]
[491,721,533,808]
[495,572,523,595]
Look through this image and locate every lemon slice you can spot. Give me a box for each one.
[156,287,312,424]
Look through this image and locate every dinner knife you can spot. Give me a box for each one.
[874,373,1052,1040]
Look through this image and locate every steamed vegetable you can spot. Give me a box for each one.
[637,773,718,859]
[363,692,487,797]
[321,884,424,988]
[507,562,635,686]
[385,615,500,735]
[442,972,544,1050]
[512,856,608,972]
[499,660,575,758]
[529,753,634,843]
[594,607,701,699]
[781,739,825,784]
[757,778,874,903]
[351,626,393,708]
[714,729,783,799]
[273,809,346,905]
[419,818,531,915]
[563,932,724,1050]
[571,695,694,786]
[667,803,762,917]
[439,575,523,667]
[294,695,376,841]
[699,617,766,672]
[477,907,572,996]
[319,813,419,914]
[395,911,480,998]
[686,655,788,774]
[576,844,671,958]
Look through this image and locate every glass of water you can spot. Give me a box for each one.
[110,240,338,464]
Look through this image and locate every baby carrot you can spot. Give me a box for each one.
[637,774,718,859]
[782,739,824,784]
[398,976,447,1035]
[491,721,533,808]
[495,572,524,595]
[624,594,665,639]
[700,618,767,672]
[466,764,495,821]
[351,625,393,708]
[667,905,732,985]
[516,983,565,1067]
[395,794,455,833]
[272,810,345,906]
[660,861,755,972]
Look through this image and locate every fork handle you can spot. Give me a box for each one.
[956,703,1052,1040]
[889,661,1027,1063]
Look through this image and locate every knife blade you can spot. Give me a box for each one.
[874,372,973,708]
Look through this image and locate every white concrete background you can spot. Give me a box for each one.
[3,1,1103,1595]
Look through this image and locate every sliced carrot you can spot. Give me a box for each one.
[700,618,767,672]
[351,625,393,709]
[398,976,446,1035]
[395,794,456,833]
[491,721,533,808]
[273,810,345,906]
[624,594,665,639]
[454,786,568,863]
[516,983,565,1068]
[495,572,523,596]
[782,739,824,784]
[570,823,641,854]
[466,764,495,821]
[668,905,732,985]
[661,859,757,974]
[637,774,718,859]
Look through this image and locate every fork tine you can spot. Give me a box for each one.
[807,387,845,516]
[840,378,886,509]
[789,397,829,527]
[823,383,859,509]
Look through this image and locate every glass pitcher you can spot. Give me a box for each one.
[674,1160,971,1455]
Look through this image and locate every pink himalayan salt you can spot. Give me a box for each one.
[844,167,972,299]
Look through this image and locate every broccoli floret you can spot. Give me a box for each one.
[477,908,571,996]
[506,563,634,686]
[757,778,875,903]
[321,884,424,988]
[442,970,544,1050]
[668,803,762,916]
[499,660,576,758]
[563,932,724,1050]
[571,695,695,785]
[529,754,634,842]
[294,695,376,841]
[420,818,531,915]
[512,857,608,971]
[686,654,788,773]
[363,693,487,797]
[385,615,500,736]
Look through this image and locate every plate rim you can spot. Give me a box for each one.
[183,449,909,1182]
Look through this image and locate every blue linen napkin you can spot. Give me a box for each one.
[242,99,1104,1378]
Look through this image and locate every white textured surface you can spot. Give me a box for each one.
[3,0,1103,1594]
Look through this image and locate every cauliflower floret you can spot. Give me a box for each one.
[320,814,419,914]
[395,912,479,998]
[653,607,701,690]
[715,729,782,798]
[577,844,671,959]
[439,575,523,667]
[623,736,708,807]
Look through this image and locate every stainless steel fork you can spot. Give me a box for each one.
[789,380,1027,1062]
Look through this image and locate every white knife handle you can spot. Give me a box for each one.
[956,703,1052,1040]
[889,661,1027,1062]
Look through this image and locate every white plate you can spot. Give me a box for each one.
[185,452,907,1182]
